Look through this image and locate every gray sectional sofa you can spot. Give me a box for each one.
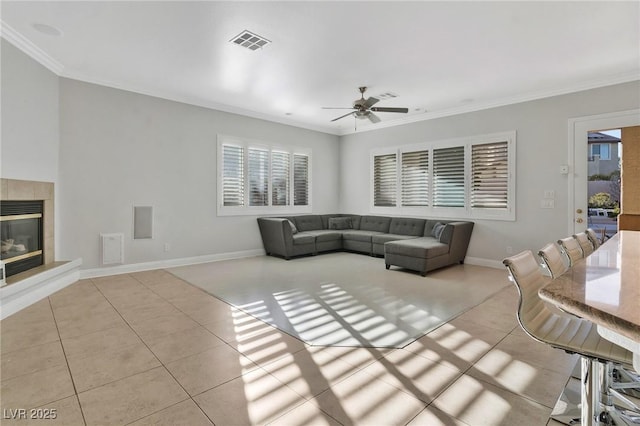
[257,214,474,276]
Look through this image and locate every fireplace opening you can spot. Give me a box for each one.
[1,200,44,278]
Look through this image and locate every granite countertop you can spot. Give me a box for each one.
[538,231,640,344]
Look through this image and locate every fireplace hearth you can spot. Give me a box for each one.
[1,200,44,278]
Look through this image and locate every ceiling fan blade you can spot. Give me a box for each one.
[367,112,381,123]
[322,107,356,110]
[363,97,380,109]
[370,107,409,113]
[331,111,355,122]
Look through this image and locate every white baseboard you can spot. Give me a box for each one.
[0,258,82,320]
[80,249,265,279]
[465,256,504,269]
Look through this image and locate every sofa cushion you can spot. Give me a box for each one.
[328,217,353,230]
[384,237,449,258]
[293,215,323,232]
[431,222,446,239]
[292,233,315,245]
[388,218,426,236]
[342,230,384,242]
[359,216,391,233]
[372,234,419,245]
[304,230,343,242]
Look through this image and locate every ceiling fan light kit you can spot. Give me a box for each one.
[323,87,409,124]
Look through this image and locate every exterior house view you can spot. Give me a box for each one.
[1,2,639,425]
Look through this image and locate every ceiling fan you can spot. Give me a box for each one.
[323,86,409,123]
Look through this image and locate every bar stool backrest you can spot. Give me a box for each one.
[585,228,601,250]
[573,232,594,257]
[538,243,569,278]
[557,237,584,266]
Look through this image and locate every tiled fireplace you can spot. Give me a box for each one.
[1,179,54,283]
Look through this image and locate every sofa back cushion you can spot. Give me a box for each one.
[359,216,392,233]
[328,217,354,230]
[388,217,426,236]
[293,215,323,232]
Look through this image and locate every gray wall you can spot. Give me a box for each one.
[1,40,59,183]
[58,79,340,268]
[1,39,61,254]
[338,81,640,262]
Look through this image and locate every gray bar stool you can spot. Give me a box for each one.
[538,242,569,278]
[586,228,602,250]
[503,250,638,425]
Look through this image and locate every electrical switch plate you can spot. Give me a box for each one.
[543,190,555,199]
[541,199,555,209]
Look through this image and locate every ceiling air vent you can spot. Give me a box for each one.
[376,92,398,100]
[230,30,270,51]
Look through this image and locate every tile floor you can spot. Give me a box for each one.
[0,262,577,425]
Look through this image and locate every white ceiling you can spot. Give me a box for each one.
[2,1,639,135]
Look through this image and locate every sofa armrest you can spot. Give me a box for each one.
[257,218,294,257]
[439,222,474,262]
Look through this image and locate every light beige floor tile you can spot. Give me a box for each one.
[229,326,307,366]
[268,399,342,426]
[55,304,127,339]
[306,345,394,371]
[311,368,426,426]
[146,326,226,364]
[116,299,180,324]
[468,347,576,408]
[61,324,142,360]
[0,315,60,355]
[432,373,552,426]
[129,311,200,343]
[145,278,203,300]
[0,395,85,426]
[78,366,188,425]
[406,406,471,426]
[103,288,166,311]
[194,368,306,425]
[0,364,75,410]
[261,348,359,399]
[67,341,161,392]
[360,348,463,404]
[486,333,578,376]
[129,399,214,426]
[178,299,240,325]
[2,299,54,326]
[131,269,180,286]
[48,280,103,309]
[202,311,274,343]
[403,321,508,371]
[0,340,66,381]
[165,344,258,396]
[451,299,519,333]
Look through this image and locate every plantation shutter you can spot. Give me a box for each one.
[401,150,429,206]
[374,153,397,207]
[248,148,269,206]
[222,144,244,207]
[471,141,509,209]
[432,146,465,208]
[293,154,309,206]
[271,151,290,206]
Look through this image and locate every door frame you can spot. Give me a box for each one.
[568,109,640,235]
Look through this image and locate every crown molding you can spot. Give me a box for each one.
[0,20,64,75]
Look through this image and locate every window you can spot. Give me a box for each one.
[373,153,397,207]
[370,131,515,220]
[218,136,311,215]
[590,143,611,160]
